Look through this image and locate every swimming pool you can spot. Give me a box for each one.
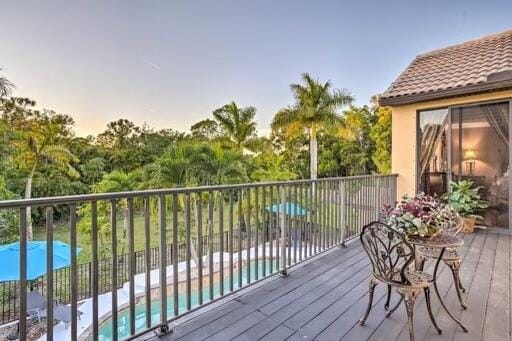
[92,259,278,340]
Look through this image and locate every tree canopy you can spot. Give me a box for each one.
[0,73,391,243]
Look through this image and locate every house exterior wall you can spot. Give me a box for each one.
[391,90,512,198]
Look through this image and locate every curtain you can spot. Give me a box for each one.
[419,116,448,177]
[482,104,509,147]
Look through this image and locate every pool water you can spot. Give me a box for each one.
[93,259,278,340]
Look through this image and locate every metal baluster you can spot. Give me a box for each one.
[69,204,78,341]
[328,182,333,247]
[314,182,319,254]
[196,194,203,305]
[208,191,214,301]
[158,195,169,334]
[323,182,327,250]
[91,202,99,341]
[229,190,234,292]
[362,178,367,227]
[19,208,27,339]
[172,194,179,317]
[218,192,224,296]
[254,187,259,280]
[269,186,274,273]
[335,180,338,245]
[287,185,291,266]
[275,186,280,270]
[293,185,297,264]
[185,194,192,310]
[299,184,303,261]
[237,189,242,289]
[357,179,362,234]
[246,188,251,284]
[127,198,136,336]
[262,187,267,277]
[329,182,333,248]
[279,186,288,277]
[340,180,346,246]
[368,177,373,224]
[46,207,54,340]
[143,197,151,329]
[306,182,315,257]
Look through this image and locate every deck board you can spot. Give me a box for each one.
[156,229,510,341]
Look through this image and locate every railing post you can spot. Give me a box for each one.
[157,195,170,335]
[339,180,347,247]
[375,176,381,220]
[279,186,288,277]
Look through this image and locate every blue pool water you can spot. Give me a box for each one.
[94,259,278,340]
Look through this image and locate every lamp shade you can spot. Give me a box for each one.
[464,149,476,160]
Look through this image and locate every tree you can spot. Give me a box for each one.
[251,152,296,181]
[0,176,19,244]
[0,70,14,98]
[213,102,258,152]
[370,105,392,173]
[271,73,353,179]
[338,106,376,175]
[13,109,79,240]
[190,119,221,140]
[79,170,141,256]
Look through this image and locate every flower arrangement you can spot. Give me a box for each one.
[382,193,460,237]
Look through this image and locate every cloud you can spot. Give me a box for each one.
[142,59,162,70]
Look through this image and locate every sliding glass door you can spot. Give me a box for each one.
[451,102,510,228]
[418,101,511,228]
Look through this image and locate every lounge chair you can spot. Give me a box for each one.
[26,290,46,322]
[40,305,84,329]
[26,290,83,328]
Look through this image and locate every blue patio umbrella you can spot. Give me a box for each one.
[0,241,80,281]
[266,202,307,217]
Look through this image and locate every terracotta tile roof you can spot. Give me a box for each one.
[380,30,512,105]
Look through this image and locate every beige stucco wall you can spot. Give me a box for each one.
[391,90,512,198]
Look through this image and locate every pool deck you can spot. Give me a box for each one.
[155,229,511,341]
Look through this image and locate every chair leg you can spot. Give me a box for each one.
[448,261,467,310]
[424,287,442,334]
[386,294,403,318]
[404,293,417,341]
[360,278,377,326]
[384,285,392,310]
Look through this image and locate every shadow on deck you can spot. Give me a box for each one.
[155,229,510,341]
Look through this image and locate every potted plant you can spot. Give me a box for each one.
[443,180,489,233]
[382,194,459,238]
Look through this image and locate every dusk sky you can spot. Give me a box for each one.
[2,0,511,137]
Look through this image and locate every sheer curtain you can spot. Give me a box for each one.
[419,116,448,177]
[482,103,509,147]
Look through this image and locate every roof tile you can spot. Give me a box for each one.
[382,30,512,100]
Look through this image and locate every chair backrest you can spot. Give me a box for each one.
[27,290,46,312]
[360,221,415,285]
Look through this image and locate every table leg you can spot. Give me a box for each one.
[433,247,468,332]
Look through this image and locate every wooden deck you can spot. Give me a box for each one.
[158,229,511,341]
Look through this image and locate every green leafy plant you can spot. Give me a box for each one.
[443,180,489,219]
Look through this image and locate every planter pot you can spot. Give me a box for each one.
[462,217,476,233]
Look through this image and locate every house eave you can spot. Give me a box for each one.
[379,79,512,107]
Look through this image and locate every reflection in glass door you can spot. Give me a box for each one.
[451,102,510,228]
[417,108,450,197]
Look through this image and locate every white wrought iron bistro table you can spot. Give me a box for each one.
[408,233,468,333]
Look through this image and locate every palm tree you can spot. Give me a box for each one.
[213,102,258,152]
[18,121,78,240]
[92,170,140,255]
[271,73,353,179]
[0,70,14,98]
